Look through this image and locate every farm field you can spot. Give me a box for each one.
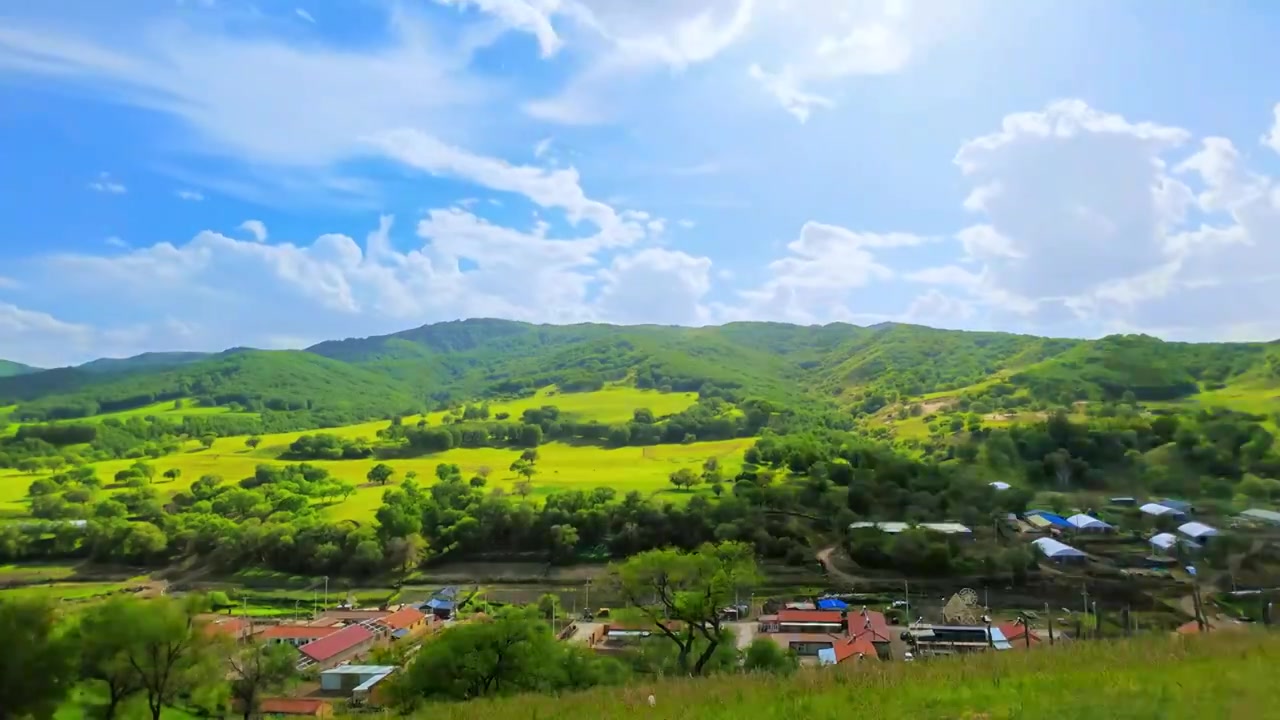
[0,387,746,522]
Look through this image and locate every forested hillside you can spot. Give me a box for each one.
[0,359,38,377]
[4,319,1280,429]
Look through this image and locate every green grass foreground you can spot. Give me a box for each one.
[406,632,1280,720]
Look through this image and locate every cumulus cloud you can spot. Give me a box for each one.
[1264,102,1280,154]
[239,220,269,243]
[597,248,713,325]
[725,221,925,323]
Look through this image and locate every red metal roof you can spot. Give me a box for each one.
[299,624,373,662]
[997,622,1042,645]
[849,609,890,643]
[255,698,331,715]
[261,625,337,640]
[777,609,845,624]
[381,606,426,631]
[831,634,879,663]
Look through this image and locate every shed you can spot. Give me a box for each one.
[1031,537,1086,563]
[1160,498,1193,513]
[1240,508,1280,527]
[248,698,332,717]
[1149,532,1179,552]
[816,598,849,611]
[1140,503,1185,519]
[421,598,456,619]
[1177,521,1219,543]
[1025,510,1072,529]
[319,665,396,694]
[1066,514,1113,533]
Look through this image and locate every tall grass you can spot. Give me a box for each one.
[399,632,1280,720]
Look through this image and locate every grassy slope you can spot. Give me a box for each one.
[0,388,742,521]
[412,632,1280,720]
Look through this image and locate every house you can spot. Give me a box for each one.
[1066,514,1114,533]
[1109,497,1137,506]
[770,609,845,634]
[377,606,429,640]
[816,634,879,666]
[298,624,376,669]
[421,597,456,620]
[906,625,1011,655]
[848,608,891,644]
[1140,503,1186,520]
[1031,537,1087,564]
[245,698,333,718]
[1239,508,1280,527]
[997,621,1042,648]
[197,615,253,642]
[260,625,338,649]
[313,609,389,625]
[319,664,396,697]
[1177,521,1219,545]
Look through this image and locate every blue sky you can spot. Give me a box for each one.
[3,0,1280,367]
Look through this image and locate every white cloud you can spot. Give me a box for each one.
[0,303,92,366]
[175,189,205,201]
[105,236,128,248]
[435,0,564,58]
[238,220,269,243]
[903,289,975,324]
[0,11,487,170]
[88,172,126,194]
[597,248,712,325]
[1264,102,1280,154]
[726,221,924,323]
[533,136,554,158]
[0,277,21,290]
[677,219,696,229]
[295,8,316,24]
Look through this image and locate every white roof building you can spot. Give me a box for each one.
[848,522,972,535]
[1066,514,1113,531]
[989,481,1011,491]
[1240,508,1280,526]
[1031,537,1086,560]
[1150,532,1179,551]
[1177,522,1219,541]
[1140,503,1183,517]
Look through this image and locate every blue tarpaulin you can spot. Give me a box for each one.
[1026,510,1072,528]
[816,598,849,610]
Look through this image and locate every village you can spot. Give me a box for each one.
[185,499,1279,717]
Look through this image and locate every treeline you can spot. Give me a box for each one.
[394,399,786,454]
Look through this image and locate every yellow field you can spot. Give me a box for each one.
[78,398,250,423]
[0,387,741,523]
[425,385,699,426]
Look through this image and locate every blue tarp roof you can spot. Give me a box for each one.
[423,598,455,611]
[816,598,849,610]
[1026,510,1072,528]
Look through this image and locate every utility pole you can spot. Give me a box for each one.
[585,579,591,615]
[1047,603,1055,647]
[1122,605,1131,637]
[904,580,910,625]
[1081,583,1089,639]
[323,576,329,610]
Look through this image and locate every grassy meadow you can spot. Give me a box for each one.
[0,387,742,523]
[406,631,1280,720]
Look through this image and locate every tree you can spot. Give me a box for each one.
[163,468,182,483]
[229,641,298,720]
[385,533,426,576]
[199,434,217,449]
[514,480,534,498]
[0,597,76,720]
[132,461,156,483]
[669,467,700,491]
[742,636,798,675]
[125,598,222,720]
[520,448,540,464]
[17,457,42,474]
[245,436,262,451]
[510,459,537,482]
[367,463,396,486]
[75,597,151,720]
[609,541,759,675]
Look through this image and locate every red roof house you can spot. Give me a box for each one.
[198,615,253,641]
[381,606,426,631]
[849,609,891,643]
[776,610,845,625]
[830,633,880,663]
[298,624,375,667]
[260,625,339,647]
[997,621,1042,647]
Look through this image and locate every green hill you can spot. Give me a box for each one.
[6,320,1280,427]
[0,359,39,377]
[4,350,420,423]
